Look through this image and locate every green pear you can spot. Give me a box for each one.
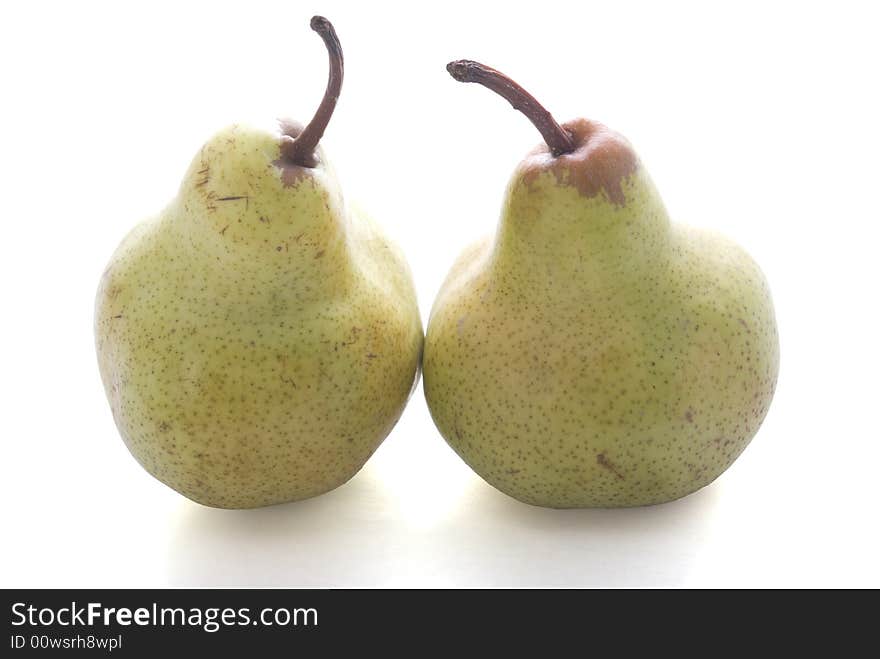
[95,17,423,509]
[424,60,779,508]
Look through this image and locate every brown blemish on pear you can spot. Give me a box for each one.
[519,118,639,206]
[597,453,625,480]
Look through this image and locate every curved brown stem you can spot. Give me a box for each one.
[446,60,574,157]
[283,16,344,167]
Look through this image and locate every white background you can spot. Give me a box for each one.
[1,0,878,587]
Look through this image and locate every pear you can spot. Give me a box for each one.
[424,60,779,508]
[95,17,423,509]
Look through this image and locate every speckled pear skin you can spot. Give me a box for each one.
[95,123,423,509]
[423,118,778,508]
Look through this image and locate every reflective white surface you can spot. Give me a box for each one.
[1,0,878,587]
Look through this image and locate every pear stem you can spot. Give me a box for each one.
[283,16,344,168]
[446,60,574,157]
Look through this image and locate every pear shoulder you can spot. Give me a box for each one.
[427,235,492,323]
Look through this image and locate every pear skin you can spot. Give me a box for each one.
[95,19,423,508]
[424,63,778,508]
